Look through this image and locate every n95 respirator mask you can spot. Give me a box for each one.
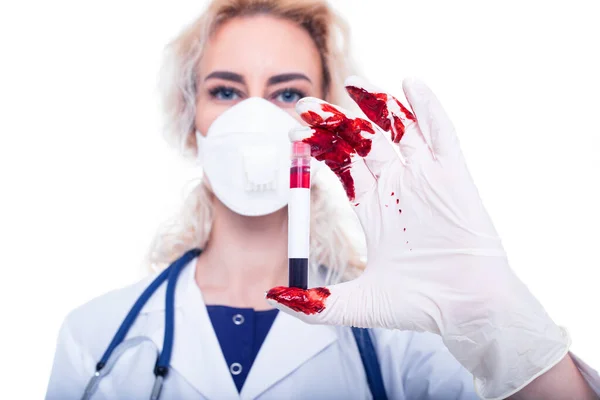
[196,97,321,217]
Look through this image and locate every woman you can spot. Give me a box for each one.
[46,0,599,399]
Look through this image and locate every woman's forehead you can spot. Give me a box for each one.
[199,15,322,83]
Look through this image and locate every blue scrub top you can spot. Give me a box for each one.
[206,305,279,392]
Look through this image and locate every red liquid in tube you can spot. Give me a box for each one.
[289,141,311,289]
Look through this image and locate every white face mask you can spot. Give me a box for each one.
[196,97,320,217]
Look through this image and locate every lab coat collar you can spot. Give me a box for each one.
[145,257,338,400]
[138,259,196,315]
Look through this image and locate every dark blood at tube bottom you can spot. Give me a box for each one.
[288,258,308,289]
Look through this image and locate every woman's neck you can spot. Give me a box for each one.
[195,197,288,310]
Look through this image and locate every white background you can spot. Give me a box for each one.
[1,0,599,397]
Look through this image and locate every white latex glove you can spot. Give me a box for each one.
[266,76,571,399]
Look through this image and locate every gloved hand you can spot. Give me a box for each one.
[266,76,571,399]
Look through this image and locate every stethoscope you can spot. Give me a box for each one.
[81,248,202,400]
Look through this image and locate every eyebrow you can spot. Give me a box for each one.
[203,71,312,86]
[267,73,312,86]
[204,71,245,84]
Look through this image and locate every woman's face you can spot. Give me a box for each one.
[195,15,324,135]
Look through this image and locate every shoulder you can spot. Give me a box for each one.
[47,274,163,397]
[59,274,158,358]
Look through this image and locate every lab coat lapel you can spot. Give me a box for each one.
[144,259,337,399]
[148,262,239,399]
[240,311,338,400]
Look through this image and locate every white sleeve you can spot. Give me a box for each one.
[570,352,600,395]
[373,330,478,400]
[45,318,94,400]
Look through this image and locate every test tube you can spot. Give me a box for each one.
[288,141,311,289]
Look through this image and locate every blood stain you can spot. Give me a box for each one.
[346,86,416,143]
[266,286,331,315]
[300,103,375,201]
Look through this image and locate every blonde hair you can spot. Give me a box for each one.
[149,0,365,284]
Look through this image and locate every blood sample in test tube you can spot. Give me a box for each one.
[288,141,311,289]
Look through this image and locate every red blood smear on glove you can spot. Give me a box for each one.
[346,86,415,143]
[300,104,375,201]
[346,86,390,131]
[315,103,374,156]
[303,128,355,200]
[266,286,330,315]
[302,110,324,126]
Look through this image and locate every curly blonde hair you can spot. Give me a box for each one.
[148,0,366,284]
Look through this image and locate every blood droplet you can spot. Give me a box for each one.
[266,286,331,315]
[300,103,375,201]
[396,199,399,204]
[399,209,402,214]
[355,203,360,206]
[391,192,394,196]
[403,228,406,231]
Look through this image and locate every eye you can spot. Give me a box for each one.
[208,86,243,101]
[272,88,306,104]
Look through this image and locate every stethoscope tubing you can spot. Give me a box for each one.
[82,249,202,400]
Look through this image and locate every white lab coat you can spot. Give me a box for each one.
[46,258,600,399]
